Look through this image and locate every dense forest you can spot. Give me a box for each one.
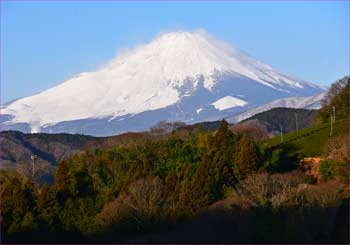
[1,76,349,243]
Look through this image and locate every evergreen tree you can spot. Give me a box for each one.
[233,135,259,179]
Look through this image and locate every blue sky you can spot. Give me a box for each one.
[1,1,349,103]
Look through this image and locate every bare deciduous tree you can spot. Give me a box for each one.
[230,119,269,141]
[321,76,348,107]
[233,172,306,208]
[95,176,176,233]
[150,121,186,135]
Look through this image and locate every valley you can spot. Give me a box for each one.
[1,3,348,242]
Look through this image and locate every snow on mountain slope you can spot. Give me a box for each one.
[212,96,247,110]
[228,92,325,123]
[1,29,325,136]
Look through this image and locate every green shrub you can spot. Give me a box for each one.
[319,159,347,182]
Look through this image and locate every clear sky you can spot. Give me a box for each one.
[1,0,349,103]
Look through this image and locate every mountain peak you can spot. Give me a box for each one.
[157,29,208,41]
[2,29,324,135]
[158,30,195,39]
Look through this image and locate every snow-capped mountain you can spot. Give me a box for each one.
[1,30,324,136]
[228,92,325,123]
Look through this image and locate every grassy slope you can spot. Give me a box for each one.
[263,118,349,157]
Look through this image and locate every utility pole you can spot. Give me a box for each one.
[280,125,283,143]
[332,106,335,124]
[330,113,333,137]
[30,155,36,178]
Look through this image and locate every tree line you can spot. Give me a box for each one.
[1,76,349,243]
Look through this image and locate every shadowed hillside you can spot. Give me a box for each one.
[241,107,318,134]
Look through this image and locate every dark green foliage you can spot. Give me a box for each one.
[0,129,164,185]
[319,159,347,182]
[37,185,60,230]
[1,115,349,243]
[0,171,39,242]
[180,155,215,214]
[263,148,283,171]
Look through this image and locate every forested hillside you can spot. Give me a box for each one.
[1,77,349,244]
[1,119,348,243]
[241,108,318,134]
[0,131,167,184]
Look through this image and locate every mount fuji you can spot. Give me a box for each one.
[1,30,324,136]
